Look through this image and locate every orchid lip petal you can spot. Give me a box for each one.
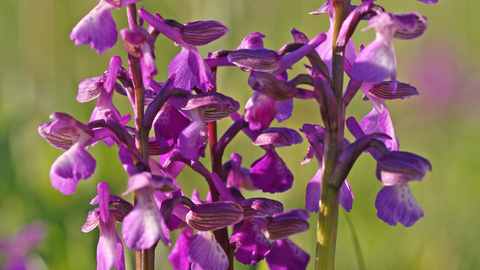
[122,189,170,250]
[230,218,271,265]
[250,149,294,193]
[375,184,424,227]
[189,231,229,270]
[69,1,118,54]
[266,239,310,270]
[50,144,96,195]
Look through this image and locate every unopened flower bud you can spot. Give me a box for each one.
[120,26,154,58]
[181,21,228,46]
[186,202,244,231]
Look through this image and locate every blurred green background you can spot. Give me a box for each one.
[1,0,479,269]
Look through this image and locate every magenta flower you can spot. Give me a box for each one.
[210,173,283,265]
[82,182,132,270]
[352,12,427,92]
[188,231,229,270]
[70,0,142,54]
[38,113,97,194]
[120,26,157,88]
[222,153,254,190]
[250,128,303,193]
[261,210,310,270]
[266,238,309,270]
[153,100,191,154]
[178,92,239,161]
[244,91,277,130]
[77,56,131,147]
[139,8,228,92]
[209,31,326,128]
[310,2,357,75]
[121,172,175,250]
[168,227,193,270]
[300,124,354,212]
[230,217,272,265]
[347,117,431,226]
[375,183,425,227]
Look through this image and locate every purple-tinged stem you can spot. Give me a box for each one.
[126,4,154,270]
[215,117,248,157]
[207,67,234,270]
[315,0,351,269]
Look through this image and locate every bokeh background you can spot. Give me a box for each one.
[1,0,479,269]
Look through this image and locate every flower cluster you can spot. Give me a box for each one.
[39,0,435,269]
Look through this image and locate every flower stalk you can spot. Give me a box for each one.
[207,67,234,270]
[316,0,350,269]
[126,4,154,270]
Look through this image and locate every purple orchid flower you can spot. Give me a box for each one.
[266,238,310,270]
[139,8,228,92]
[222,153,255,191]
[77,56,131,146]
[209,31,326,128]
[122,171,176,250]
[188,231,229,270]
[244,91,277,131]
[159,187,243,269]
[243,31,326,127]
[230,217,272,265]
[250,128,303,193]
[300,124,355,213]
[120,26,157,88]
[153,99,192,154]
[347,116,431,226]
[178,92,240,161]
[167,227,193,270]
[38,113,98,195]
[0,221,46,270]
[352,12,428,92]
[70,0,142,54]
[82,182,132,270]
[310,2,357,75]
[259,210,310,270]
[210,172,283,265]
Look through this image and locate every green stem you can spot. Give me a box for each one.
[315,0,350,269]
